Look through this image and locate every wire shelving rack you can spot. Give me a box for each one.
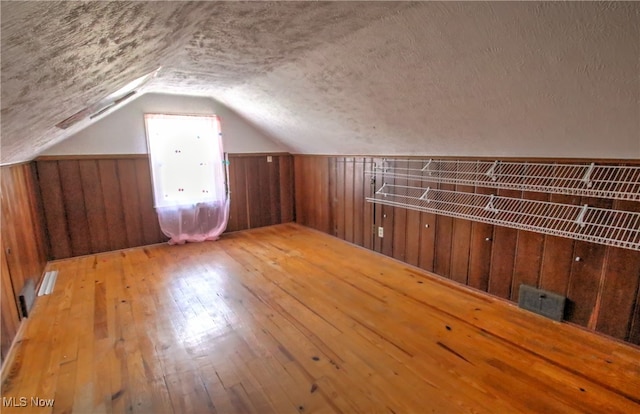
[368,159,640,201]
[367,183,640,251]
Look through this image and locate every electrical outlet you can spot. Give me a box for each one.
[378,227,384,238]
[267,155,273,163]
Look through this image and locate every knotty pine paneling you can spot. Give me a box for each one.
[372,158,384,254]
[418,212,437,272]
[450,181,474,285]
[362,158,375,250]
[58,160,92,255]
[227,156,248,232]
[279,156,295,224]
[1,164,48,292]
[227,154,294,232]
[293,155,640,345]
[353,158,366,247]
[37,161,72,258]
[380,205,395,257]
[37,154,294,260]
[630,288,640,345]
[538,194,582,296]
[334,158,346,239]
[391,160,408,263]
[595,198,640,340]
[78,160,110,253]
[434,182,455,279]
[510,192,549,302]
[404,167,422,267]
[487,188,521,300]
[135,158,164,246]
[466,185,494,292]
[295,155,331,234]
[0,248,20,363]
[37,157,165,259]
[1,163,48,364]
[343,158,355,244]
[97,160,129,251]
[565,196,613,328]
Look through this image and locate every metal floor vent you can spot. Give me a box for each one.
[19,279,36,318]
[38,270,59,297]
[518,284,566,322]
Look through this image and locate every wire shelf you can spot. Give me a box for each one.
[368,159,640,201]
[367,183,640,251]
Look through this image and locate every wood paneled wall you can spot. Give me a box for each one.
[1,163,48,363]
[36,156,165,259]
[35,154,294,260]
[293,155,640,346]
[294,156,332,234]
[0,248,20,365]
[227,154,294,232]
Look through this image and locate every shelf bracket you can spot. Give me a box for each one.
[581,163,595,188]
[421,159,433,175]
[419,187,431,202]
[575,204,589,228]
[381,158,390,174]
[486,160,499,182]
[376,183,389,197]
[484,194,499,213]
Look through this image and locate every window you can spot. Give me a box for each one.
[144,114,225,208]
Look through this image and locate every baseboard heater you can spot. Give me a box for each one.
[37,270,58,297]
[518,284,566,322]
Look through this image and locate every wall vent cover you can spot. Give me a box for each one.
[55,68,159,129]
[18,278,36,318]
[518,284,566,322]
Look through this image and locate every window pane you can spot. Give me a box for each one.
[145,114,225,208]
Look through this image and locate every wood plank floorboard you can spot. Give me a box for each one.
[2,223,639,413]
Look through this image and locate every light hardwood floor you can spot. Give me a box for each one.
[1,223,639,413]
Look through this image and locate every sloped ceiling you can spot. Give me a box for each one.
[1,1,638,165]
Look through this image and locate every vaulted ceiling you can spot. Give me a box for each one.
[1,1,638,165]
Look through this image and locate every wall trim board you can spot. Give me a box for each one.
[36,152,292,162]
[0,160,36,168]
[36,154,149,161]
[30,153,640,165]
[291,154,640,165]
[228,152,292,158]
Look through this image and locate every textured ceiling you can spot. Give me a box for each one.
[1,1,639,164]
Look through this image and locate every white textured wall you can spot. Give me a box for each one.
[40,93,287,156]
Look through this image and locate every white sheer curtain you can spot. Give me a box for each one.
[145,114,229,245]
